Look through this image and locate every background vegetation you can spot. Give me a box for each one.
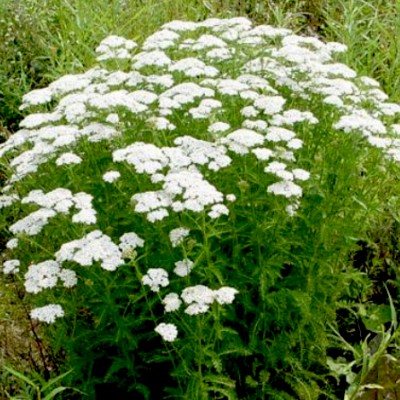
[1,0,400,399]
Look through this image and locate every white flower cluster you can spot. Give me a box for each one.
[142,268,169,292]
[130,167,226,222]
[119,232,145,253]
[154,322,178,342]
[181,285,239,315]
[170,57,219,78]
[157,82,214,116]
[220,129,265,155]
[2,259,20,274]
[30,304,65,324]
[173,258,194,277]
[162,293,182,312]
[96,35,138,61]
[158,285,239,316]
[55,230,124,271]
[0,193,19,209]
[24,260,77,294]
[103,170,121,183]
[6,238,19,249]
[169,227,190,247]
[9,188,96,236]
[55,152,82,166]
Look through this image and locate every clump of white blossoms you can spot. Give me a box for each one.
[169,227,190,247]
[1,16,399,338]
[30,304,65,324]
[142,268,169,292]
[154,322,178,342]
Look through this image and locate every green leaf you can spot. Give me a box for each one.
[43,387,70,400]
[204,374,236,388]
[41,369,73,392]
[361,304,392,333]
[207,386,238,400]
[4,366,38,390]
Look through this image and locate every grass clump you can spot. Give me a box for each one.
[1,16,400,399]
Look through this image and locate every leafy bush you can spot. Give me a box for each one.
[1,17,400,398]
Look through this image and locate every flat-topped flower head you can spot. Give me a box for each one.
[173,259,194,277]
[30,304,65,324]
[162,293,182,312]
[169,227,190,247]
[3,259,20,274]
[155,322,178,342]
[142,268,169,292]
[55,230,123,271]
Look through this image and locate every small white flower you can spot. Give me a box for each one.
[241,106,259,118]
[184,303,211,315]
[119,232,145,252]
[58,269,78,288]
[56,152,82,166]
[252,148,274,161]
[286,202,300,217]
[221,129,265,154]
[208,204,229,219]
[292,169,310,181]
[103,170,121,183]
[106,113,120,124]
[19,112,62,129]
[359,76,380,88]
[240,90,261,101]
[162,293,182,312]
[142,268,169,292]
[20,88,52,109]
[3,259,20,274]
[147,208,169,223]
[173,259,194,277]
[206,48,232,60]
[214,287,239,305]
[181,285,214,304]
[24,260,61,293]
[132,50,172,69]
[0,194,19,209]
[242,119,268,132]
[323,95,344,108]
[170,57,219,78]
[264,161,287,174]
[265,127,296,142]
[169,227,190,247]
[147,117,176,131]
[56,230,124,271]
[254,96,286,115]
[226,194,236,202]
[208,122,230,134]
[72,208,97,225]
[155,322,178,342]
[30,304,65,324]
[6,238,19,249]
[267,180,303,198]
[287,138,303,149]
[10,208,57,236]
[334,111,386,135]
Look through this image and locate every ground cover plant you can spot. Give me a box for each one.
[1,12,400,400]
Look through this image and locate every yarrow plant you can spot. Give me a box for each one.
[1,17,400,398]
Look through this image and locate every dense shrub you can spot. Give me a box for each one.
[1,17,400,398]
